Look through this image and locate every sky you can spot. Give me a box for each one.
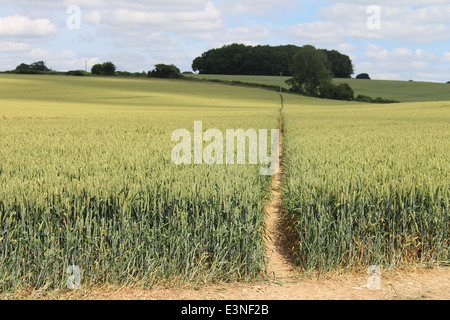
[0,0,449,82]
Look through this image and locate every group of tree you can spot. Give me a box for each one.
[89,62,182,79]
[353,95,398,103]
[12,61,51,74]
[285,45,353,100]
[192,44,299,76]
[285,45,397,103]
[91,62,116,76]
[115,71,147,78]
[147,64,181,79]
[91,62,182,79]
[356,73,371,79]
[192,43,354,78]
[7,60,183,80]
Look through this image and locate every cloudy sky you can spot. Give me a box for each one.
[0,0,449,82]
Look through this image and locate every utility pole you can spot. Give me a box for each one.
[85,60,88,72]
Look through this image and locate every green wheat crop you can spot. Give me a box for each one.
[282,100,449,272]
[0,74,279,293]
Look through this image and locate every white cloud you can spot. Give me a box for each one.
[335,43,356,52]
[0,41,31,52]
[86,1,224,39]
[357,44,449,82]
[218,0,297,16]
[0,15,57,38]
[84,11,102,25]
[322,2,450,23]
[443,52,450,62]
[364,44,438,62]
[284,3,450,45]
[194,25,270,44]
[26,48,99,71]
[331,0,450,5]
[25,48,77,63]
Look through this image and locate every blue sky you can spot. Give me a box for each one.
[0,0,449,82]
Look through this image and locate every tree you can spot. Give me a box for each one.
[319,82,354,101]
[14,61,50,74]
[66,70,89,76]
[14,63,33,74]
[148,64,181,79]
[286,45,332,96]
[192,44,302,76]
[321,49,354,78]
[91,62,116,76]
[30,61,50,72]
[192,44,354,77]
[333,83,354,100]
[356,73,371,80]
[91,64,103,75]
[355,95,374,103]
[102,62,116,76]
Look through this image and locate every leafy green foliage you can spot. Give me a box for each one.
[13,61,50,74]
[116,71,147,78]
[148,64,181,79]
[319,82,355,101]
[192,43,353,78]
[356,73,371,80]
[91,62,116,76]
[321,49,354,78]
[286,45,333,97]
[355,94,374,103]
[65,70,89,76]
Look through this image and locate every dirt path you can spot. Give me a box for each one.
[67,268,448,300]
[264,113,297,282]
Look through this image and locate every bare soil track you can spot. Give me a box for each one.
[66,268,449,300]
[264,113,298,281]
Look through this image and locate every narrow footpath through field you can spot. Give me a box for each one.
[264,113,298,282]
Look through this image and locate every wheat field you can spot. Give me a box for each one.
[0,74,448,294]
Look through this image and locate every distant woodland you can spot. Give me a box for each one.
[192,43,354,78]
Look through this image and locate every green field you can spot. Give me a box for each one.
[191,74,450,103]
[283,101,449,271]
[0,74,448,294]
[0,74,280,292]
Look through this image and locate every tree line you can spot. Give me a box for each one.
[192,43,354,78]
[5,61,182,79]
[4,45,404,103]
